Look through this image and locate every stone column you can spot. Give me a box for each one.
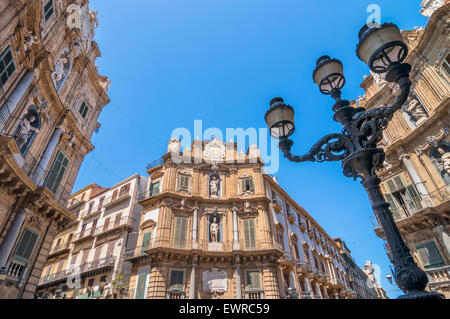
[234,256,242,299]
[33,127,63,186]
[192,206,199,249]
[400,154,431,206]
[232,207,239,250]
[289,271,299,298]
[315,282,323,299]
[304,276,313,298]
[0,209,28,268]
[189,257,198,299]
[0,71,34,132]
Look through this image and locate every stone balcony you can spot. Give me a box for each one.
[426,265,450,292]
[245,290,265,299]
[166,290,185,299]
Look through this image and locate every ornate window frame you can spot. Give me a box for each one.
[238,174,255,196]
[176,171,191,194]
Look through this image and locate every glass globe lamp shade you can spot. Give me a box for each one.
[265,97,295,139]
[356,23,408,74]
[313,56,345,95]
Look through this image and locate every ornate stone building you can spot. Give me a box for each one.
[356,1,450,298]
[334,238,386,299]
[124,138,367,299]
[0,0,109,298]
[35,175,147,299]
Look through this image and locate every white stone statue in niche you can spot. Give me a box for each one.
[210,216,220,243]
[15,112,39,151]
[442,152,450,174]
[52,49,70,83]
[404,97,428,123]
[209,176,219,198]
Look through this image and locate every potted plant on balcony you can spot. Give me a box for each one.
[111,274,129,299]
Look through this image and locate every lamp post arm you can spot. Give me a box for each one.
[279,133,354,163]
[354,65,412,127]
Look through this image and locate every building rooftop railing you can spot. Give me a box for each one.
[146,158,164,171]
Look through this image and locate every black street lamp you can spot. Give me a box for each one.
[265,22,444,299]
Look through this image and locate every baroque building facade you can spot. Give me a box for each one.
[335,238,387,299]
[123,138,372,299]
[35,175,147,299]
[0,0,110,298]
[356,1,450,298]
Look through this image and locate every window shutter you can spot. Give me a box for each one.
[384,194,401,220]
[94,246,102,261]
[417,242,444,268]
[14,228,38,262]
[112,190,118,201]
[70,253,78,265]
[44,151,69,194]
[103,217,110,232]
[87,202,94,215]
[240,179,245,193]
[249,178,254,190]
[406,184,422,211]
[142,232,152,253]
[57,260,65,272]
[98,197,105,211]
[81,251,89,265]
[174,217,187,249]
[106,241,115,257]
[426,242,444,267]
[169,270,184,291]
[114,213,122,227]
[135,273,147,299]
[246,271,261,290]
[243,219,256,249]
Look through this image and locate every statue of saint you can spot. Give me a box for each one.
[15,113,38,151]
[210,217,220,243]
[210,176,219,197]
[442,152,450,174]
[404,98,428,122]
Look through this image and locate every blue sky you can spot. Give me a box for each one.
[75,0,430,298]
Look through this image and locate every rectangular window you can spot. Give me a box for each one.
[114,213,122,227]
[141,232,152,253]
[119,184,130,197]
[44,150,69,194]
[240,178,254,193]
[178,175,189,190]
[135,273,148,299]
[0,46,15,89]
[416,242,445,269]
[173,217,188,249]
[243,219,256,249]
[98,197,105,211]
[111,190,118,201]
[245,270,261,291]
[43,0,55,22]
[78,101,89,119]
[103,217,110,232]
[87,202,94,216]
[149,181,160,196]
[169,270,184,291]
[13,228,39,262]
[384,175,423,217]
